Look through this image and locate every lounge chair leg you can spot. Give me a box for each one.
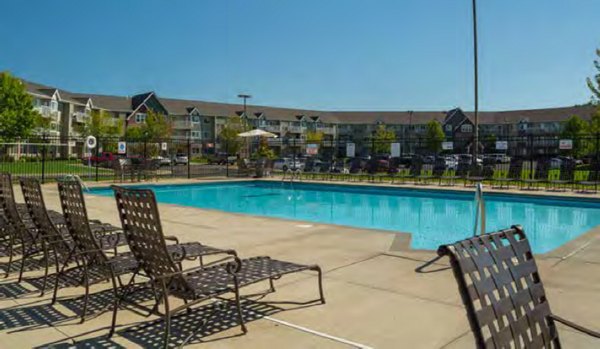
[269,277,276,293]
[315,266,325,304]
[233,281,247,334]
[5,238,14,278]
[18,248,27,283]
[108,274,120,338]
[163,295,171,349]
[81,276,90,323]
[40,248,51,297]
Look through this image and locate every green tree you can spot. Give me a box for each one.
[306,130,324,144]
[425,120,445,153]
[75,109,122,138]
[125,110,172,141]
[0,72,44,141]
[218,117,248,154]
[372,124,396,154]
[587,48,600,104]
[561,115,591,157]
[254,137,275,159]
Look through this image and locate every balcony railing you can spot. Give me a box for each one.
[318,126,335,134]
[72,111,89,123]
[35,106,60,122]
[173,120,195,129]
[264,125,281,133]
[286,126,303,133]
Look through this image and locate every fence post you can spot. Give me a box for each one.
[187,138,191,179]
[594,132,600,192]
[225,140,229,177]
[95,137,100,181]
[41,133,47,183]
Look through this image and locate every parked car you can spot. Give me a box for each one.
[273,157,304,171]
[484,153,511,164]
[153,156,172,167]
[82,152,119,168]
[443,156,458,170]
[208,153,236,165]
[173,153,188,165]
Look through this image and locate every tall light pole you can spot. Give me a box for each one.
[237,94,251,118]
[472,0,479,158]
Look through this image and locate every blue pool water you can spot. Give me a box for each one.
[89,181,600,253]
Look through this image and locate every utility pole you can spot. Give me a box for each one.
[472,0,479,159]
[237,94,252,157]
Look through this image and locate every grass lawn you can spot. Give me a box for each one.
[0,160,114,177]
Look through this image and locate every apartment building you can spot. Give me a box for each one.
[21,78,597,157]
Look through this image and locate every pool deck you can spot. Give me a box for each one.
[1,178,599,348]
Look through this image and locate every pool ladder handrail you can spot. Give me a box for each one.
[473,182,486,236]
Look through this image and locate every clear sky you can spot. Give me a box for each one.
[1,0,599,111]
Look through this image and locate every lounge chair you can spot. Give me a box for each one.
[19,177,128,295]
[493,159,523,189]
[520,160,549,190]
[464,164,485,187]
[548,160,575,191]
[112,185,325,348]
[576,170,599,193]
[0,173,46,281]
[55,179,237,325]
[438,225,600,348]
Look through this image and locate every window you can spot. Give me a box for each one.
[461,124,473,133]
[191,116,201,123]
[445,124,452,132]
[191,131,201,138]
[203,132,210,138]
[135,113,147,123]
[50,100,58,111]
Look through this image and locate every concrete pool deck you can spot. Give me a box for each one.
[1,178,599,348]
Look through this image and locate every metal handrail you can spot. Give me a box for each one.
[473,182,486,236]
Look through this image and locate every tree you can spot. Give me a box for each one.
[254,137,275,159]
[125,109,172,141]
[75,109,122,138]
[306,130,324,144]
[218,117,248,155]
[561,115,590,157]
[0,72,44,141]
[587,48,600,104]
[425,120,445,153]
[372,124,396,154]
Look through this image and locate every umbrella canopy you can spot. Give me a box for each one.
[237,129,278,138]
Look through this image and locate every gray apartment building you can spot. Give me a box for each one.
[21,78,597,157]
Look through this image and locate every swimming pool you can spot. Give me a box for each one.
[89,181,600,253]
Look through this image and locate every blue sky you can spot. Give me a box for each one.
[1,0,599,111]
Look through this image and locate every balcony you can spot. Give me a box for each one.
[173,120,197,129]
[35,106,60,122]
[318,126,335,134]
[264,125,281,133]
[72,111,89,123]
[286,126,303,133]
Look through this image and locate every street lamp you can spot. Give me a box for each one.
[472,0,479,158]
[237,94,251,118]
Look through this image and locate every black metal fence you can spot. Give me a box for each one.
[1,133,599,191]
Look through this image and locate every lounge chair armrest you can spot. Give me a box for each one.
[164,235,180,244]
[226,256,242,275]
[551,314,600,338]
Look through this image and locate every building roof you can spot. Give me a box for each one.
[20,77,597,125]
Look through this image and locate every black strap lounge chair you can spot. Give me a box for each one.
[438,226,600,348]
[19,177,129,295]
[465,164,485,187]
[0,173,45,281]
[55,179,237,325]
[112,185,325,348]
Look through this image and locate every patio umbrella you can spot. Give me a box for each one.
[237,129,278,138]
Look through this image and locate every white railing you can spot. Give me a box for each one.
[73,111,89,123]
[173,120,193,129]
[318,126,335,134]
[287,126,303,133]
[35,106,60,121]
[265,125,281,132]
